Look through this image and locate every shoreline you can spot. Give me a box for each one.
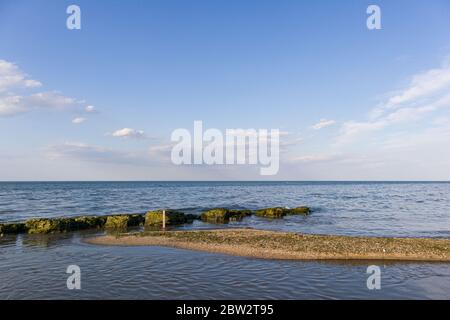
[85,228,450,262]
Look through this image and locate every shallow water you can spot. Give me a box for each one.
[1,181,450,299]
[1,232,450,299]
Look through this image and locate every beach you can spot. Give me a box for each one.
[85,228,450,262]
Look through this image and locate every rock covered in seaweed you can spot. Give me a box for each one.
[1,205,311,234]
[26,216,109,234]
[201,208,228,223]
[105,214,144,229]
[228,209,253,221]
[201,208,252,223]
[255,206,310,218]
[144,210,187,226]
[0,222,27,235]
[26,218,64,234]
[25,214,143,234]
[254,207,285,218]
[287,206,310,215]
[72,216,107,229]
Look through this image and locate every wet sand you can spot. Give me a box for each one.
[85,228,450,261]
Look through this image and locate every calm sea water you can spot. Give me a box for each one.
[1,181,450,299]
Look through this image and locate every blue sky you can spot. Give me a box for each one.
[1,0,450,180]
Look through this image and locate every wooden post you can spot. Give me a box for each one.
[162,209,166,230]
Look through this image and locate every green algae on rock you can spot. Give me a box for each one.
[145,210,187,226]
[201,208,253,223]
[0,222,27,235]
[26,218,62,234]
[228,209,253,221]
[1,206,311,234]
[2,211,187,234]
[26,216,109,234]
[72,216,107,229]
[255,207,285,218]
[105,214,144,229]
[255,206,310,218]
[286,206,310,215]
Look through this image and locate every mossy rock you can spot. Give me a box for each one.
[72,216,107,229]
[201,208,228,223]
[0,222,27,234]
[127,214,145,226]
[228,209,253,218]
[26,216,110,233]
[26,218,64,234]
[255,207,311,218]
[57,216,106,232]
[201,208,252,223]
[286,206,310,215]
[145,210,186,226]
[255,207,286,218]
[105,214,144,229]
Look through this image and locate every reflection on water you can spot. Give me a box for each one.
[1,231,450,300]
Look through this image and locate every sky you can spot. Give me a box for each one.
[0,0,450,181]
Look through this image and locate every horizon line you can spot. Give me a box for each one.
[1,180,450,183]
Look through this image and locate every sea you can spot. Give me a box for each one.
[1,181,449,299]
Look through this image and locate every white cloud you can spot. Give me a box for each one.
[336,60,450,145]
[111,128,146,139]
[280,136,303,149]
[0,91,79,117]
[0,59,93,118]
[46,142,155,166]
[312,119,336,130]
[386,65,450,109]
[0,95,27,117]
[380,120,450,151]
[148,143,174,161]
[0,60,41,92]
[85,105,96,113]
[27,91,77,110]
[336,120,387,145]
[288,154,336,163]
[72,117,86,124]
